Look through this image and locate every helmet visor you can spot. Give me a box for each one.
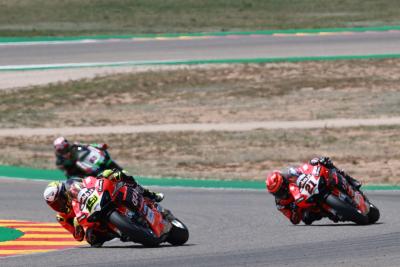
[55,146,70,156]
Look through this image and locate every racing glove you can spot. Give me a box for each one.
[101,169,129,182]
[289,203,301,225]
[91,143,108,150]
[310,156,334,168]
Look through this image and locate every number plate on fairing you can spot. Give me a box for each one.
[296,174,320,197]
[79,147,106,172]
[78,189,101,214]
[143,205,155,224]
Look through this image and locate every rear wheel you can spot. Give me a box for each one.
[166,219,189,246]
[108,211,161,247]
[325,194,369,225]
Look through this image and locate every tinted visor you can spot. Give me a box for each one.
[274,186,289,199]
[273,178,289,198]
[55,146,70,156]
[48,184,70,213]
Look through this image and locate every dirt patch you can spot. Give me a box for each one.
[1,126,399,184]
[0,65,196,91]
[1,59,400,184]
[1,59,400,128]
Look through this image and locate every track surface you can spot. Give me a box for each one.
[1,31,400,67]
[0,178,399,267]
[2,30,400,266]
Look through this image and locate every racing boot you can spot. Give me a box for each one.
[103,169,165,203]
[345,174,362,190]
[143,189,164,203]
[71,218,84,242]
[327,213,339,223]
[153,192,164,203]
[108,169,165,202]
[119,234,130,242]
[302,210,323,225]
[86,228,117,248]
[337,169,361,190]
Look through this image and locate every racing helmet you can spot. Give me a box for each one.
[43,181,70,213]
[53,136,70,156]
[266,171,288,196]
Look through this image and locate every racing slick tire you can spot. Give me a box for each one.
[108,211,161,247]
[367,203,380,224]
[325,194,369,225]
[166,218,189,246]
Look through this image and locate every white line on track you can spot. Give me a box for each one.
[0,60,180,71]
[0,39,107,47]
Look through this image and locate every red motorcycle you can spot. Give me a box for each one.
[289,163,380,225]
[68,176,189,247]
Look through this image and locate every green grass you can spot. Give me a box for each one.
[1,0,400,37]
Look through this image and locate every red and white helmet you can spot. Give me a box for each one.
[266,171,286,195]
[53,137,70,155]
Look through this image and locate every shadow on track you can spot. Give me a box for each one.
[80,243,196,249]
[296,222,384,227]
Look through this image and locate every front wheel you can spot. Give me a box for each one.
[166,219,189,246]
[325,194,369,225]
[367,203,380,224]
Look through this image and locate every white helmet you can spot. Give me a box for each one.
[43,181,70,213]
[53,137,70,155]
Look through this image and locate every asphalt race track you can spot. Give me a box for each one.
[0,178,399,267]
[1,30,400,266]
[1,31,400,67]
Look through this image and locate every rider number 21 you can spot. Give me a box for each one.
[300,176,317,194]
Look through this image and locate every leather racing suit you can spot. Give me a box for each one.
[273,157,361,225]
[56,143,121,179]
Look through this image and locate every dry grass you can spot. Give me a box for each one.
[1,59,400,183]
[1,125,400,184]
[1,59,400,128]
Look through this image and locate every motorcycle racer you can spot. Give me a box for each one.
[54,136,120,179]
[266,156,362,225]
[53,137,164,202]
[43,170,164,247]
[43,181,88,243]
